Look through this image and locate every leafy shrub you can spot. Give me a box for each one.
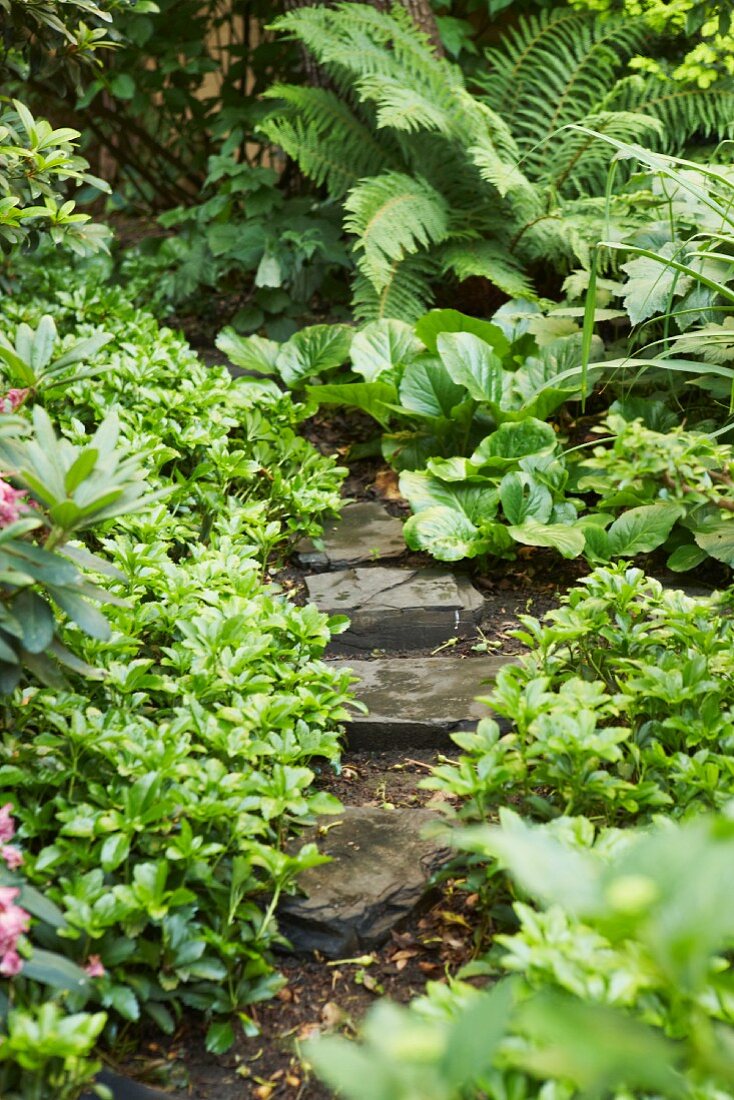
[0,268,352,1055]
[308,807,734,1100]
[122,156,349,336]
[0,802,106,1100]
[427,565,734,824]
[261,3,734,318]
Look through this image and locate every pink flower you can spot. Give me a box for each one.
[0,884,30,958]
[0,948,22,976]
[0,804,15,844]
[1,845,22,870]
[84,955,106,978]
[0,480,29,527]
[0,390,29,414]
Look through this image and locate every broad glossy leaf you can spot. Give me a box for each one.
[508,519,586,558]
[472,420,557,469]
[350,320,422,381]
[400,470,499,523]
[499,472,553,525]
[404,506,486,561]
[276,324,353,386]
[214,328,279,374]
[694,520,734,565]
[415,308,510,358]
[30,315,57,374]
[307,381,397,427]
[22,949,91,992]
[607,503,682,557]
[51,589,111,640]
[398,356,466,418]
[437,331,504,403]
[667,543,708,572]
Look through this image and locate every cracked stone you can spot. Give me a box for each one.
[333,655,515,749]
[297,502,406,568]
[277,807,450,957]
[305,566,484,653]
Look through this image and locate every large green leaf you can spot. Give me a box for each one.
[398,357,466,418]
[307,381,397,428]
[215,328,280,374]
[12,589,55,654]
[508,519,586,558]
[415,309,510,358]
[607,503,682,557]
[350,320,422,381]
[472,420,557,471]
[403,506,487,561]
[276,324,353,386]
[499,472,553,525]
[22,949,91,993]
[693,520,734,565]
[437,332,505,404]
[400,470,499,523]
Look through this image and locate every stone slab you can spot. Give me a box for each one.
[297,502,406,568]
[81,1070,170,1100]
[305,566,484,654]
[334,656,514,749]
[278,807,450,957]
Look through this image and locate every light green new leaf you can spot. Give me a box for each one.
[215,328,280,374]
[437,331,504,403]
[404,506,486,561]
[398,357,466,418]
[277,324,353,386]
[307,381,398,428]
[350,320,423,381]
[508,519,586,558]
[607,503,682,557]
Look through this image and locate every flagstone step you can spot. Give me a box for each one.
[277,806,450,958]
[334,655,514,749]
[305,566,484,654]
[297,501,406,569]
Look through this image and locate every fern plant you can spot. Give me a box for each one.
[261,3,734,321]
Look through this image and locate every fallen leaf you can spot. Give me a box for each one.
[374,467,403,502]
[320,1002,345,1030]
[296,1023,321,1042]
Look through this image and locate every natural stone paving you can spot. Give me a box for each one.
[305,566,484,653]
[333,656,515,749]
[297,501,406,568]
[277,807,450,957]
[81,1070,170,1099]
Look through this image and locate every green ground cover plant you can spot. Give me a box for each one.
[309,807,734,1100]
[0,261,353,1079]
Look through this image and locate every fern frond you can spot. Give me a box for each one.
[440,240,538,299]
[352,254,437,322]
[344,172,450,292]
[355,74,452,134]
[604,75,734,150]
[542,111,664,197]
[479,9,647,136]
[260,85,393,198]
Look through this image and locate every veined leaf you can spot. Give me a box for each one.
[437,331,504,404]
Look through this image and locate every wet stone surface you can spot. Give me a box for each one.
[334,656,515,749]
[297,502,406,569]
[305,566,484,654]
[81,1070,171,1100]
[277,807,451,958]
